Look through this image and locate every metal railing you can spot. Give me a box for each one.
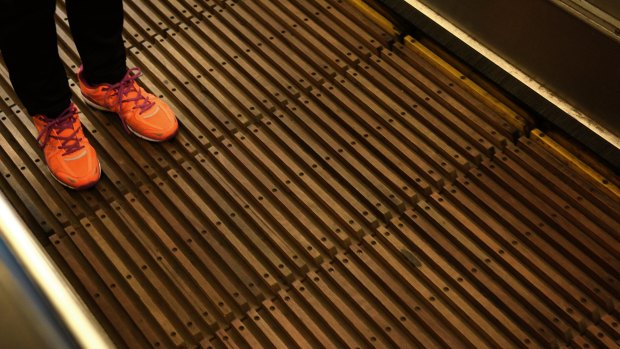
[0,190,114,349]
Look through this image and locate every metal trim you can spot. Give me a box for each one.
[401,0,620,151]
[0,191,114,349]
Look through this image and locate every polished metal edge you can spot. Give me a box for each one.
[400,0,620,153]
[0,191,115,349]
[550,0,620,41]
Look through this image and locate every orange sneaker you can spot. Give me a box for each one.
[78,67,178,142]
[33,104,101,190]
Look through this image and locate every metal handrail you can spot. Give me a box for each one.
[0,190,115,349]
[399,0,620,153]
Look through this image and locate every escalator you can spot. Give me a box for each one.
[0,0,618,348]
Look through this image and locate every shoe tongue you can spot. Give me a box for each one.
[120,83,150,110]
[126,89,141,100]
[125,82,144,103]
[53,114,78,138]
[56,124,76,136]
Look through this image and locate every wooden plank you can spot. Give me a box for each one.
[0,1,616,348]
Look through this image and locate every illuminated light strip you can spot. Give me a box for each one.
[403,36,529,133]
[0,191,114,349]
[403,0,620,149]
[531,129,620,202]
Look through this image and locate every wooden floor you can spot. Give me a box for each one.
[0,0,619,348]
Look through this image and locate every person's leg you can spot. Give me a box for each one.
[0,0,72,118]
[65,0,126,85]
[0,1,101,189]
[68,0,179,142]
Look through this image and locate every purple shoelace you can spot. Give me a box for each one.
[36,104,84,155]
[102,67,155,115]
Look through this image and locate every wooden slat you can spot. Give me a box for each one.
[0,0,617,348]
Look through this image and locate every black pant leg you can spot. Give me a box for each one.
[66,0,126,85]
[0,0,72,118]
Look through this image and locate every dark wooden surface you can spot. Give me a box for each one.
[0,0,618,348]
